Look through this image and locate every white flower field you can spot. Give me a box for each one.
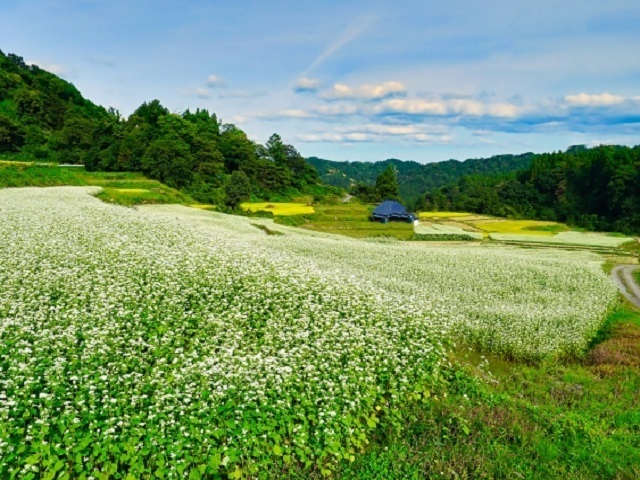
[0,187,618,478]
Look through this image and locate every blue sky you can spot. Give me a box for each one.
[1,0,639,162]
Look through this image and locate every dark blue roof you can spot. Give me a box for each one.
[372,200,407,216]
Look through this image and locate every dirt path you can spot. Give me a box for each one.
[611,265,640,308]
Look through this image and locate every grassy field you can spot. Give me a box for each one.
[0,162,193,205]
[333,304,640,480]
[288,203,415,240]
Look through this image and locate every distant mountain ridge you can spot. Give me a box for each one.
[307,154,535,204]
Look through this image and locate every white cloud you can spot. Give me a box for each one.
[207,74,226,87]
[564,92,625,107]
[314,104,361,116]
[374,98,447,115]
[353,124,449,136]
[297,123,452,144]
[322,81,407,101]
[294,77,322,92]
[229,115,249,125]
[279,109,315,118]
[374,98,523,117]
[178,87,211,99]
[258,109,316,120]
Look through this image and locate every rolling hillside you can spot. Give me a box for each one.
[307,153,534,204]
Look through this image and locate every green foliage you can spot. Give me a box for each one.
[309,154,534,205]
[374,164,400,201]
[0,114,24,152]
[0,163,194,205]
[0,49,326,205]
[422,144,640,234]
[0,49,109,165]
[96,186,193,206]
[0,163,85,187]
[224,170,252,208]
[250,223,284,235]
[335,305,640,480]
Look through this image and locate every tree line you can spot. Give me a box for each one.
[419,144,640,234]
[0,50,331,206]
[84,101,323,205]
[307,153,533,205]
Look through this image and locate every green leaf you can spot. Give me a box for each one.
[25,453,41,465]
[231,466,243,479]
[208,452,221,470]
[273,444,283,456]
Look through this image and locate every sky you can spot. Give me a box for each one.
[1,0,639,163]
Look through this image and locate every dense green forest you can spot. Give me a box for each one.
[421,144,640,234]
[307,153,533,205]
[0,50,331,205]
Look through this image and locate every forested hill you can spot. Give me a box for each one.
[421,144,640,234]
[0,51,109,161]
[0,49,329,205]
[307,153,534,204]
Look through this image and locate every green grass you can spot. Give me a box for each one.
[250,223,284,236]
[0,163,194,205]
[621,240,640,256]
[95,186,193,206]
[0,164,86,187]
[328,303,640,480]
[277,203,415,240]
[524,223,571,233]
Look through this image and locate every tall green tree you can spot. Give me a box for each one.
[375,164,400,201]
[0,114,24,152]
[224,170,252,209]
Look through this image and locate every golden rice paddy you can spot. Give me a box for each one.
[418,211,473,219]
[241,202,315,216]
[113,188,151,193]
[470,219,565,236]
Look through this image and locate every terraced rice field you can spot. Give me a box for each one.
[490,231,634,247]
[471,219,565,236]
[241,202,315,216]
[414,223,483,240]
[418,212,474,219]
[0,188,618,478]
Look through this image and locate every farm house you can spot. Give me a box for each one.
[371,200,417,223]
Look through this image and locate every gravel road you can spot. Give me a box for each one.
[611,265,640,308]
